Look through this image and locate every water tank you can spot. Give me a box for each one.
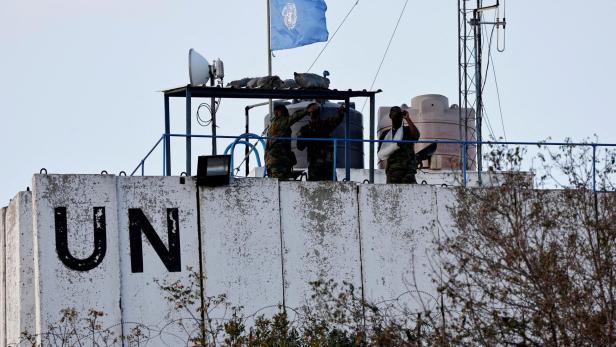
[377,94,476,170]
[264,100,364,169]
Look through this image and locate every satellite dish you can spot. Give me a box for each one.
[189,48,210,86]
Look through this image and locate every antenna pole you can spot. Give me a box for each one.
[473,7,483,186]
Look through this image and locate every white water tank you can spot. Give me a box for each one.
[377,94,476,170]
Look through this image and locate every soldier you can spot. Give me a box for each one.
[377,106,421,184]
[297,102,346,181]
[264,104,311,179]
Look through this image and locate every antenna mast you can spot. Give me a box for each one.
[458,0,506,185]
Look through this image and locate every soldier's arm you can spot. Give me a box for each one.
[404,112,420,140]
[297,125,309,151]
[378,130,388,152]
[289,109,308,126]
[326,106,346,131]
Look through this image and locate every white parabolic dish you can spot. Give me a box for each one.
[189,48,210,86]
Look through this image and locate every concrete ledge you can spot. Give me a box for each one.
[5,191,34,345]
[1,206,6,347]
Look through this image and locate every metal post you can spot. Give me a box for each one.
[164,95,171,176]
[163,135,166,176]
[210,79,217,155]
[592,145,597,192]
[344,98,351,181]
[457,0,464,169]
[141,160,145,176]
[462,143,468,187]
[462,0,469,161]
[333,139,338,181]
[473,7,483,186]
[245,106,250,177]
[186,88,192,176]
[369,95,375,183]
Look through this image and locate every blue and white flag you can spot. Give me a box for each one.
[270,0,329,51]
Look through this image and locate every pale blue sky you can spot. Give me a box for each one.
[1,0,615,203]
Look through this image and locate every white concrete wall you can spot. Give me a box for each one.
[200,178,284,319]
[0,174,471,345]
[116,176,201,346]
[32,174,122,342]
[358,184,438,312]
[280,182,363,310]
[5,191,35,346]
[0,206,6,347]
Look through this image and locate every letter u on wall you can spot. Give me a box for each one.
[54,207,107,271]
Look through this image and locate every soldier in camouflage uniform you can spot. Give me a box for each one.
[297,103,346,181]
[378,106,420,184]
[264,104,311,179]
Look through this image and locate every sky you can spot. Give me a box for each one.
[1,0,615,204]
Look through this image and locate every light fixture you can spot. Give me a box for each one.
[196,155,232,187]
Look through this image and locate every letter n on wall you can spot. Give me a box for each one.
[128,208,181,273]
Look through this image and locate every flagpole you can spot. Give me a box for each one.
[267,0,273,119]
[267,0,272,77]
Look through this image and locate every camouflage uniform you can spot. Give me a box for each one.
[297,111,344,181]
[378,126,420,184]
[265,109,308,180]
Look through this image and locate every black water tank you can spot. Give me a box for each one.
[264,100,364,169]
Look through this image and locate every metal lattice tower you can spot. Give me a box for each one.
[458,0,505,185]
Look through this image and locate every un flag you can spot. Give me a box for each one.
[270,0,329,51]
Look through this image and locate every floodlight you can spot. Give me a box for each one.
[189,48,211,86]
[196,155,231,187]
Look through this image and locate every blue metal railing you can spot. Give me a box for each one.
[130,133,616,192]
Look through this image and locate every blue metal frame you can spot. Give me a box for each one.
[162,85,381,182]
[131,133,616,192]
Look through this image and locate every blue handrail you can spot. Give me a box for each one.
[224,140,264,176]
[130,133,616,192]
[130,135,165,176]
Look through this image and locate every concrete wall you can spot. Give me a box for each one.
[358,184,437,311]
[32,175,122,342]
[5,191,35,346]
[200,178,284,319]
[2,174,464,345]
[280,182,362,310]
[117,176,201,345]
